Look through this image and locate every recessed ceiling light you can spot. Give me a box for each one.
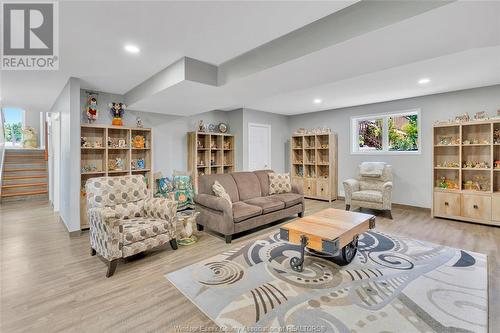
[418,78,430,85]
[124,44,140,54]
[313,98,322,104]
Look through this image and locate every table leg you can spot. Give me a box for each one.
[290,235,308,272]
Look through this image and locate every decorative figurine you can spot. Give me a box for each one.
[494,129,500,144]
[81,136,88,147]
[115,157,124,171]
[137,158,145,169]
[118,139,127,148]
[198,120,205,132]
[495,160,500,169]
[86,94,98,123]
[177,211,200,246]
[133,135,145,148]
[94,139,102,148]
[109,102,126,126]
[131,159,136,170]
[218,123,228,133]
[22,127,38,148]
[136,117,144,128]
[474,111,488,121]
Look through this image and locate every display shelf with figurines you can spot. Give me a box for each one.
[290,132,337,202]
[188,131,235,191]
[432,119,500,226]
[80,124,153,230]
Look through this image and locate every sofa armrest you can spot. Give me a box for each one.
[291,179,303,195]
[195,193,232,214]
[343,179,360,205]
[88,207,123,261]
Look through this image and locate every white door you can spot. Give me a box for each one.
[248,123,271,171]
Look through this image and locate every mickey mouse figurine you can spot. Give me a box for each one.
[109,102,126,126]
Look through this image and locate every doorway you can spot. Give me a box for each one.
[248,123,271,171]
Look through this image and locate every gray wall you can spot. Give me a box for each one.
[80,90,230,177]
[51,78,81,232]
[288,85,500,208]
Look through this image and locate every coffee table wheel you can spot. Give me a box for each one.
[339,239,358,265]
[290,256,304,272]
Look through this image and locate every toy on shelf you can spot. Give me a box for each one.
[455,113,471,123]
[94,139,102,148]
[133,135,145,148]
[495,160,500,169]
[198,159,205,167]
[474,111,488,121]
[81,137,90,147]
[320,144,329,149]
[463,161,490,169]
[438,136,460,145]
[223,141,231,150]
[109,102,126,126]
[137,158,145,169]
[136,117,144,128]
[86,94,98,123]
[197,139,204,149]
[463,175,490,192]
[109,157,125,171]
[131,160,136,170]
[81,163,98,173]
[437,177,459,190]
[494,129,500,144]
[436,161,460,168]
[210,141,218,149]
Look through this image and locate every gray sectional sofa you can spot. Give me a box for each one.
[194,170,305,243]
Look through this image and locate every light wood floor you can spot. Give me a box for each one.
[1,199,499,332]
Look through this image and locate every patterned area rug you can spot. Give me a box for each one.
[166,230,488,332]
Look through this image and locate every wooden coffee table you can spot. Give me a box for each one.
[280,208,376,272]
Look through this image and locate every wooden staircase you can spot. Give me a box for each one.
[1,149,48,202]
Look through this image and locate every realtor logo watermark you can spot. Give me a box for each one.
[1,1,59,70]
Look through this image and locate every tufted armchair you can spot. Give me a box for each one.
[343,162,393,219]
[86,175,178,277]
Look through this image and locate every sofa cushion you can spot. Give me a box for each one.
[121,217,174,245]
[232,202,262,223]
[270,193,303,208]
[198,174,240,202]
[352,190,383,203]
[231,172,262,201]
[244,196,285,214]
[254,169,273,196]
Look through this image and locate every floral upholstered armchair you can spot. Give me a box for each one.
[343,162,393,219]
[86,175,178,277]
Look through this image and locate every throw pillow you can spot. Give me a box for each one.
[268,172,292,195]
[156,177,175,197]
[212,180,231,204]
[173,174,195,211]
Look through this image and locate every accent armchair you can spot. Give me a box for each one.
[86,175,178,277]
[343,162,393,219]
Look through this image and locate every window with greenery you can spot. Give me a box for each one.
[351,110,420,154]
[2,108,25,147]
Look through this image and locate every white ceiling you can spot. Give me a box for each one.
[2,1,500,116]
[2,1,354,112]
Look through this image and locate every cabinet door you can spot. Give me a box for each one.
[461,194,491,221]
[491,196,500,222]
[434,192,460,217]
[316,180,330,199]
[304,179,316,196]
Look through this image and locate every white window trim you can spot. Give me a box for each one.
[350,109,421,155]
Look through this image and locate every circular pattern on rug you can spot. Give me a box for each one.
[260,242,342,289]
[193,260,244,286]
[368,252,414,270]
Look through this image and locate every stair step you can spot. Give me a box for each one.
[2,182,48,189]
[3,168,47,172]
[2,175,47,180]
[1,190,48,197]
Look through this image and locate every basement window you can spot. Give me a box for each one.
[351,109,421,154]
[2,108,25,147]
